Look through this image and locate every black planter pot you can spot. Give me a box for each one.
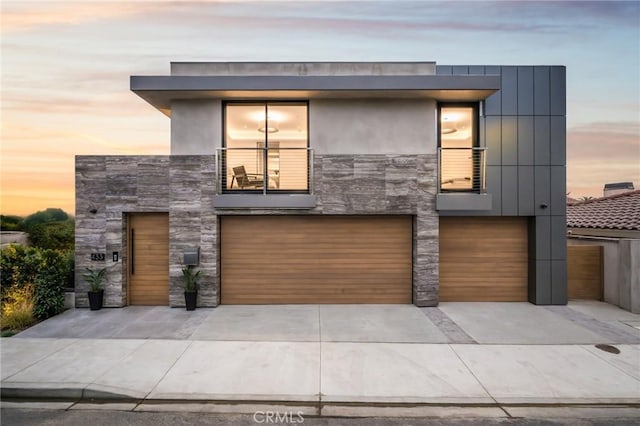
[184,291,197,311]
[88,290,104,311]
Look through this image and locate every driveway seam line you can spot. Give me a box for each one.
[448,344,500,407]
[1,338,79,382]
[143,340,195,401]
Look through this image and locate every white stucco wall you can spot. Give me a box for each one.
[171,98,436,155]
[309,98,436,155]
[171,99,222,155]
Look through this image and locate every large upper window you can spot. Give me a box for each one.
[438,103,483,192]
[223,102,308,192]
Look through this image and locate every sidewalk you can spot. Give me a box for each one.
[1,302,639,417]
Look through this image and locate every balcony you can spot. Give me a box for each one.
[213,147,316,209]
[437,147,492,211]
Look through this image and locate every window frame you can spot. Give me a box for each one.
[222,100,310,194]
[437,102,481,193]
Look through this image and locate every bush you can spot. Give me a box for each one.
[1,284,35,331]
[0,215,24,231]
[32,250,66,320]
[27,219,75,251]
[1,246,70,321]
[0,245,41,289]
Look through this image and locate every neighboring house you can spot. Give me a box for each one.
[75,62,567,308]
[567,190,640,313]
[603,181,635,197]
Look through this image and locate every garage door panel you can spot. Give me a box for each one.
[440,217,528,302]
[221,216,412,304]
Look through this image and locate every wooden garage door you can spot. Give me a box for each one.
[128,213,169,305]
[440,217,528,301]
[221,216,412,304]
[567,245,603,300]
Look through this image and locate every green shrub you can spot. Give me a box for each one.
[33,250,66,320]
[1,284,35,331]
[28,219,75,251]
[0,245,41,289]
[0,215,24,231]
[1,246,71,321]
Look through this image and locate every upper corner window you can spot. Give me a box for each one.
[223,102,308,193]
[438,103,482,192]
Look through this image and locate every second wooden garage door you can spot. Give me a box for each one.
[221,216,412,304]
[439,217,528,301]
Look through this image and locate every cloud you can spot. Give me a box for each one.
[567,121,640,197]
[1,2,151,34]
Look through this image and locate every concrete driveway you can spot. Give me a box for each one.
[2,301,640,416]
[14,300,640,344]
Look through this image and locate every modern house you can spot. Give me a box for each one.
[75,62,567,308]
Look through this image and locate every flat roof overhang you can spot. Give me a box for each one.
[130,75,500,116]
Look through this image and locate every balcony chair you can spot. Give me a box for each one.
[230,165,264,189]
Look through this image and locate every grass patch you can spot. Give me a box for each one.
[1,284,36,334]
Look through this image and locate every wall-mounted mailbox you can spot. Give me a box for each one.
[183,247,200,266]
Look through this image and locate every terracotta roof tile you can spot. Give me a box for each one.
[567,190,640,230]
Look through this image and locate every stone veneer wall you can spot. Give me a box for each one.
[75,154,438,307]
[76,156,218,308]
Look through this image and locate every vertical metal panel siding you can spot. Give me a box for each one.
[534,116,551,165]
[501,66,518,115]
[535,216,552,260]
[518,166,535,215]
[550,116,567,166]
[534,165,551,216]
[551,259,568,304]
[438,64,566,305]
[484,66,502,115]
[452,65,469,75]
[534,259,552,303]
[534,66,551,115]
[486,165,502,215]
[436,65,453,75]
[501,116,518,165]
[485,116,502,165]
[501,166,519,215]
[517,116,535,165]
[550,166,567,216]
[550,67,567,116]
[517,66,534,115]
[550,216,567,260]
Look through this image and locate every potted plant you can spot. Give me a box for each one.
[182,265,200,311]
[82,267,106,311]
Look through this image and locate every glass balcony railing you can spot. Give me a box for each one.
[216,147,313,195]
[438,147,487,193]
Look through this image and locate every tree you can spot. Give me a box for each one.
[0,215,24,231]
[23,208,68,230]
[27,219,75,251]
[19,209,74,250]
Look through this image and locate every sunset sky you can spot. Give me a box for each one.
[1,0,639,216]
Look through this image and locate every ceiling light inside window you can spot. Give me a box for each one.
[258,125,279,133]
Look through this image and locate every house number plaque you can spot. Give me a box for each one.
[91,253,106,261]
